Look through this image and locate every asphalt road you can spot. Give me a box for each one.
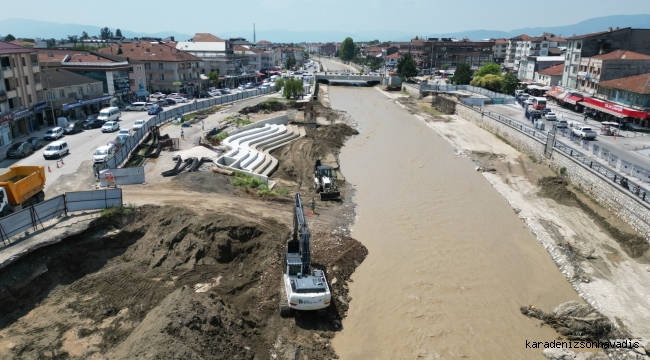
[318,57,359,72]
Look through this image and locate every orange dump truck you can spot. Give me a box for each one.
[0,166,46,216]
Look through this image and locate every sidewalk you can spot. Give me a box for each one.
[0,126,51,163]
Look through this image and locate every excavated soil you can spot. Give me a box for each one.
[272,124,358,186]
[0,206,367,359]
[537,176,650,258]
[170,171,236,195]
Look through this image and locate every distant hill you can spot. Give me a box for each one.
[0,18,192,42]
[1,14,649,44]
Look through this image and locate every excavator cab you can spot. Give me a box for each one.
[314,160,341,200]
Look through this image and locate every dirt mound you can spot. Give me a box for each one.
[171,171,235,195]
[240,100,287,114]
[521,301,631,341]
[537,177,649,258]
[0,206,367,359]
[272,124,358,185]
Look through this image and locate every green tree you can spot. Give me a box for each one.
[100,27,113,40]
[275,77,285,91]
[441,64,449,70]
[397,52,418,80]
[67,35,78,47]
[339,37,356,62]
[285,56,296,69]
[115,29,123,38]
[500,72,519,95]
[46,38,56,49]
[282,78,304,99]
[208,70,219,83]
[80,31,89,40]
[3,34,15,42]
[454,63,472,85]
[474,62,501,77]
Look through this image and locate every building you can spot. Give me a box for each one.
[504,35,530,69]
[561,27,650,89]
[576,50,650,95]
[385,52,399,67]
[97,41,202,95]
[535,63,564,86]
[0,41,44,144]
[41,68,105,121]
[424,38,495,70]
[321,43,338,56]
[492,39,509,64]
[256,40,273,50]
[518,56,564,81]
[587,73,650,126]
[38,49,131,107]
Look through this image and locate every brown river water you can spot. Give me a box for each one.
[330,87,581,359]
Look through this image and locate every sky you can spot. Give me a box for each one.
[2,0,650,36]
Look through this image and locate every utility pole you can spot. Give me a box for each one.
[253,23,256,44]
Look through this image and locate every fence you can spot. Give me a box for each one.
[96,87,273,174]
[0,189,123,245]
[460,103,650,205]
[421,84,516,104]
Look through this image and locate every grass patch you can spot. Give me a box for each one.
[418,104,444,116]
[495,134,512,146]
[237,119,252,126]
[261,98,279,105]
[231,172,286,197]
[100,204,134,218]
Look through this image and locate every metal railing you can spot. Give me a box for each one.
[97,87,273,173]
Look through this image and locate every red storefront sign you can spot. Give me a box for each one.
[582,97,648,119]
[0,113,13,125]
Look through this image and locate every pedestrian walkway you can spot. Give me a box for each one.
[0,126,51,163]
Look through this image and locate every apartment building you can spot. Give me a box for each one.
[518,56,564,81]
[504,35,530,69]
[493,39,509,64]
[576,50,650,95]
[561,27,650,89]
[0,41,43,145]
[417,38,495,70]
[588,73,650,126]
[41,68,105,120]
[98,41,202,95]
[534,63,564,86]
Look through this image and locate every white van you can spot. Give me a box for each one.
[125,102,153,111]
[270,75,279,81]
[43,141,69,159]
[98,107,121,121]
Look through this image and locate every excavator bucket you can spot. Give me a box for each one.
[320,191,340,201]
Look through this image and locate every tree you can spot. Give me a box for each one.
[454,63,472,85]
[115,29,123,38]
[67,35,78,47]
[46,38,56,49]
[208,70,219,83]
[3,34,15,42]
[282,78,304,99]
[100,27,113,40]
[275,77,285,91]
[441,64,449,70]
[338,37,356,62]
[80,31,89,40]
[397,52,418,80]
[285,57,296,69]
[471,74,502,92]
[500,72,519,95]
[474,62,501,77]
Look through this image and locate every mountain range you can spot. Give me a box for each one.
[1,14,650,44]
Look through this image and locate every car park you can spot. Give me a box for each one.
[101,121,120,132]
[43,141,69,159]
[93,145,115,164]
[6,142,33,158]
[545,112,557,120]
[148,106,163,115]
[83,119,105,129]
[43,127,64,140]
[26,137,44,150]
[132,120,146,130]
[64,120,84,134]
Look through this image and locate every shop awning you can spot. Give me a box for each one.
[582,102,627,118]
[545,89,558,97]
[258,72,265,76]
[134,90,149,97]
[555,92,570,101]
[565,95,583,105]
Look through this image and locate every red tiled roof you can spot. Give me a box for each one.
[97,41,200,62]
[257,40,272,45]
[590,50,650,60]
[386,52,400,59]
[567,27,631,40]
[538,64,564,76]
[598,73,650,94]
[193,33,224,42]
[0,40,36,54]
[494,39,509,44]
[548,37,566,42]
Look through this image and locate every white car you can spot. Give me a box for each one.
[43,127,64,140]
[93,145,115,164]
[117,129,132,138]
[101,121,120,132]
[237,85,246,91]
[132,120,146,130]
[545,112,557,121]
[168,93,179,98]
[151,92,165,99]
[173,97,188,103]
[269,81,276,88]
[208,90,221,97]
[43,141,69,159]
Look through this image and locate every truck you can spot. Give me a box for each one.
[0,166,46,217]
[571,126,598,140]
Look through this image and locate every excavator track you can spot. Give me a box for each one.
[279,280,290,317]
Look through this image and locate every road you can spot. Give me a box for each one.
[318,57,358,73]
[0,92,273,193]
[485,103,650,173]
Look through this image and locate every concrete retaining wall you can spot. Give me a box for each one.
[402,83,421,97]
[229,114,288,135]
[455,104,650,241]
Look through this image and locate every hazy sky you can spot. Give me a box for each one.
[3,0,650,35]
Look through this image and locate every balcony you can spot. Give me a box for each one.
[3,68,13,79]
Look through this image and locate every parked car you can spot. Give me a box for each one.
[219,88,231,94]
[151,92,165,99]
[164,98,176,105]
[6,142,33,158]
[571,126,597,140]
[197,91,211,98]
[208,90,221,97]
[115,134,129,146]
[237,85,246,91]
[541,108,553,115]
[64,120,84,134]
[557,120,569,129]
[101,121,120,132]
[155,99,168,107]
[43,141,69,159]
[93,145,115,164]
[132,120,146,130]
[148,106,163,115]
[524,98,534,105]
[125,102,154,111]
[43,127,64,140]
[117,129,132,138]
[83,119,105,129]
[107,140,122,152]
[173,97,188,103]
[85,114,100,122]
[168,93,179,98]
[545,112,557,121]
[26,137,44,150]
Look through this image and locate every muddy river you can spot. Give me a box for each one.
[330,87,582,359]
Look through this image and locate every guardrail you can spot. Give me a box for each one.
[97,87,273,173]
[460,103,650,205]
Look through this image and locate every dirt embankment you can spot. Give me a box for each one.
[0,206,367,359]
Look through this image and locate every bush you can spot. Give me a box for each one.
[100,204,134,218]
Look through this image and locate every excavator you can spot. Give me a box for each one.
[314,160,340,201]
[280,193,331,316]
